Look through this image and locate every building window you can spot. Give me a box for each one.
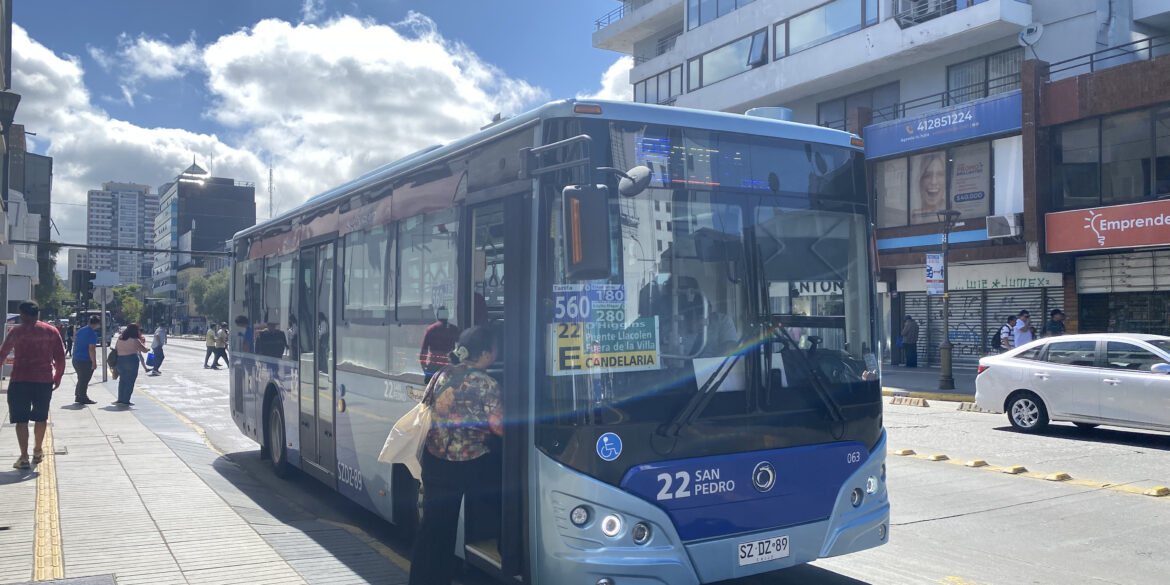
[1156,107,1170,196]
[1102,110,1152,206]
[817,82,899,132]
[782,0,877,56]
[947,47,1022,105]
[688,0,756,30]
[688,29,768,91]
[634,66,684,105]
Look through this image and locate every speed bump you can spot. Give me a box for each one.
[928,454,949,461]
[1144,486,1170,497]
[965,459,988,468]
[893,449,916,456]
[890,396,930,407]
[1002,465,1027,475]
[1045,472,1072,482]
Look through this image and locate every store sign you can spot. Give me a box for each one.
[863,90,1022,159]
[1046,199,1170,253]
[925,254,944,296]
[897,262,1061,292]
[772,281,845,296]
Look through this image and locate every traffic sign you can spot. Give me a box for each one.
[93,271,119,287]
[93,287,113,305]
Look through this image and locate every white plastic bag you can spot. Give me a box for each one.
[377,401,432,480]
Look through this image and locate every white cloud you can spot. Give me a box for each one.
[301,0,326,23]
[11,15,548,274]
[578,56,633,102]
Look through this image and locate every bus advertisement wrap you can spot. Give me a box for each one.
[550,284,661,375]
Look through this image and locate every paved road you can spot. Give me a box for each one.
[146,338,1170,584]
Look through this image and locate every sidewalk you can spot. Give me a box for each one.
[882,363,978,396]
[0,373,407,585]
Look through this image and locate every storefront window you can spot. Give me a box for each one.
[1052,119,1100,211]
[874,158,908,228]
[1102,111,1152,206]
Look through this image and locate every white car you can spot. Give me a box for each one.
[975,334,1170,433]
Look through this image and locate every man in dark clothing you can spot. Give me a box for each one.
[1044,309,1066,337]
[0,302,67,469]
[419,306,459,383]
[72,315,101,404]
[901,315,920,368]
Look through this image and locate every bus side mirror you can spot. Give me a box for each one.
[562,184,612,281]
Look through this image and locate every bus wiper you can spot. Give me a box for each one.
[654,352,743,450]
[772,322,846,438]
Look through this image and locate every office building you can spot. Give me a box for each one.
[594,0,1170,363]
[87,182,158,286]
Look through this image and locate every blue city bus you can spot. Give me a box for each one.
[229,99,888,583]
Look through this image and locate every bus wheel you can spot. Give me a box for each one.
[267,400,292,478]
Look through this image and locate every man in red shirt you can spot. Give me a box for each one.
[419,306,460,383]
[0,302,67,469]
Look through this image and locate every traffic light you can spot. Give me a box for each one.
[71,269,87,295]
[79,271,96,303]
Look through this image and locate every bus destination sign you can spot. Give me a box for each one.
[550,284,661,376]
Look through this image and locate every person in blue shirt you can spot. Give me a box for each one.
[72,315,101,405]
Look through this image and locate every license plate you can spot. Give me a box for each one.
[737,535,790,566]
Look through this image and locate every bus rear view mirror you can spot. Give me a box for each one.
[618,165,652,197]
[562,185,612,281]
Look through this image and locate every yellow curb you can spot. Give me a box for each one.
[1045,472,1072,482]
[928,454,949,461]
[33,426,64,581]
[882,389,975,403]
[1144,486,1170,497]
[966,459,988,468]
[892,449,916,456]
[1002,465,1027,475]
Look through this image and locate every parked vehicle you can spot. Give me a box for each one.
[975,334,1170,434]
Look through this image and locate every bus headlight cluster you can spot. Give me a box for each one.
[865,475,878,495]
[570,505,590,527]
[600,514,622,538]
[850,488,864,507]
[631,522,652,545]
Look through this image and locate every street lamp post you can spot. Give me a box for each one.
[937,209,962,391]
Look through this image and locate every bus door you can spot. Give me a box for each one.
[297,242,337,486]
[463,194,530,580]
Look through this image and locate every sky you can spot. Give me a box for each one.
[10,0,633,275]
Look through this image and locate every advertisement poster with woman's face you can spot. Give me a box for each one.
[910,151,947,224]
[948,143,991,219]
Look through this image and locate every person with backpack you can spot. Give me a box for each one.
[992,315,1017,353]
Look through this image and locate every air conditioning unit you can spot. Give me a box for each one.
[895,0,945,28]
[986,213,1022,239]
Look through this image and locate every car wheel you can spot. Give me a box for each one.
[1073,422,1099,430]
[267,400,293,478]
[1007,392,1049,433]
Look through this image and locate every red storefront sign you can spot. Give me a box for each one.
[1046,199,1170,253]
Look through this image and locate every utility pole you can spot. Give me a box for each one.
[937,209,962,391]
[268,166,274,220]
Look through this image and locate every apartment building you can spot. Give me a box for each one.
[87,182,158,286]
[594,0,1170,365]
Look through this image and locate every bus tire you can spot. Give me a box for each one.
[1006,391,1048,433]
[392,464,421,541]
[266,398,293,478]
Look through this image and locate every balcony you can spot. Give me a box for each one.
[593,0,684,55]
[894,0,1027,29]
[1134,0,1170,30]
[672,0,1030,114]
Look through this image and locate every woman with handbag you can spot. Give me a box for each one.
[409,325,502,585]
[113,323,150,406]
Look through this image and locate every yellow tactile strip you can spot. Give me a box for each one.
[892,448,1170,499]
[33,425,64,580]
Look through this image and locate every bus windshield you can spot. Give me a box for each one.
[538,120,879,476]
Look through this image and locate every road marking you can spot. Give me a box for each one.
[137,387,226,457]
[892,447,1170,501]
[33,425,64,581]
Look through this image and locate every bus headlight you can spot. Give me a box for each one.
[570,505,590,527]
[850,488,864,507]
[600,514,622,538]
[632,522,651,545]
[865,475,878,494]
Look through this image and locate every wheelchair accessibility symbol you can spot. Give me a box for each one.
[596,432,622,461]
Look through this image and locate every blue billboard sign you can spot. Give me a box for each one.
[863,89,1022,159]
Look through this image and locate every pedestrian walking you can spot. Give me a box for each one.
[63,322,75,358]
[72,315,102,404]
[408,326,503,585]
[1044,309,1066,337]
[901,315,919,368]
[1014,310,1034,347]
[0,302,66,469]
[993,315,1017,353]
[113,323,150,406]
[213,321,230,368]
[204,323,218,368]
[149,324,167,376]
